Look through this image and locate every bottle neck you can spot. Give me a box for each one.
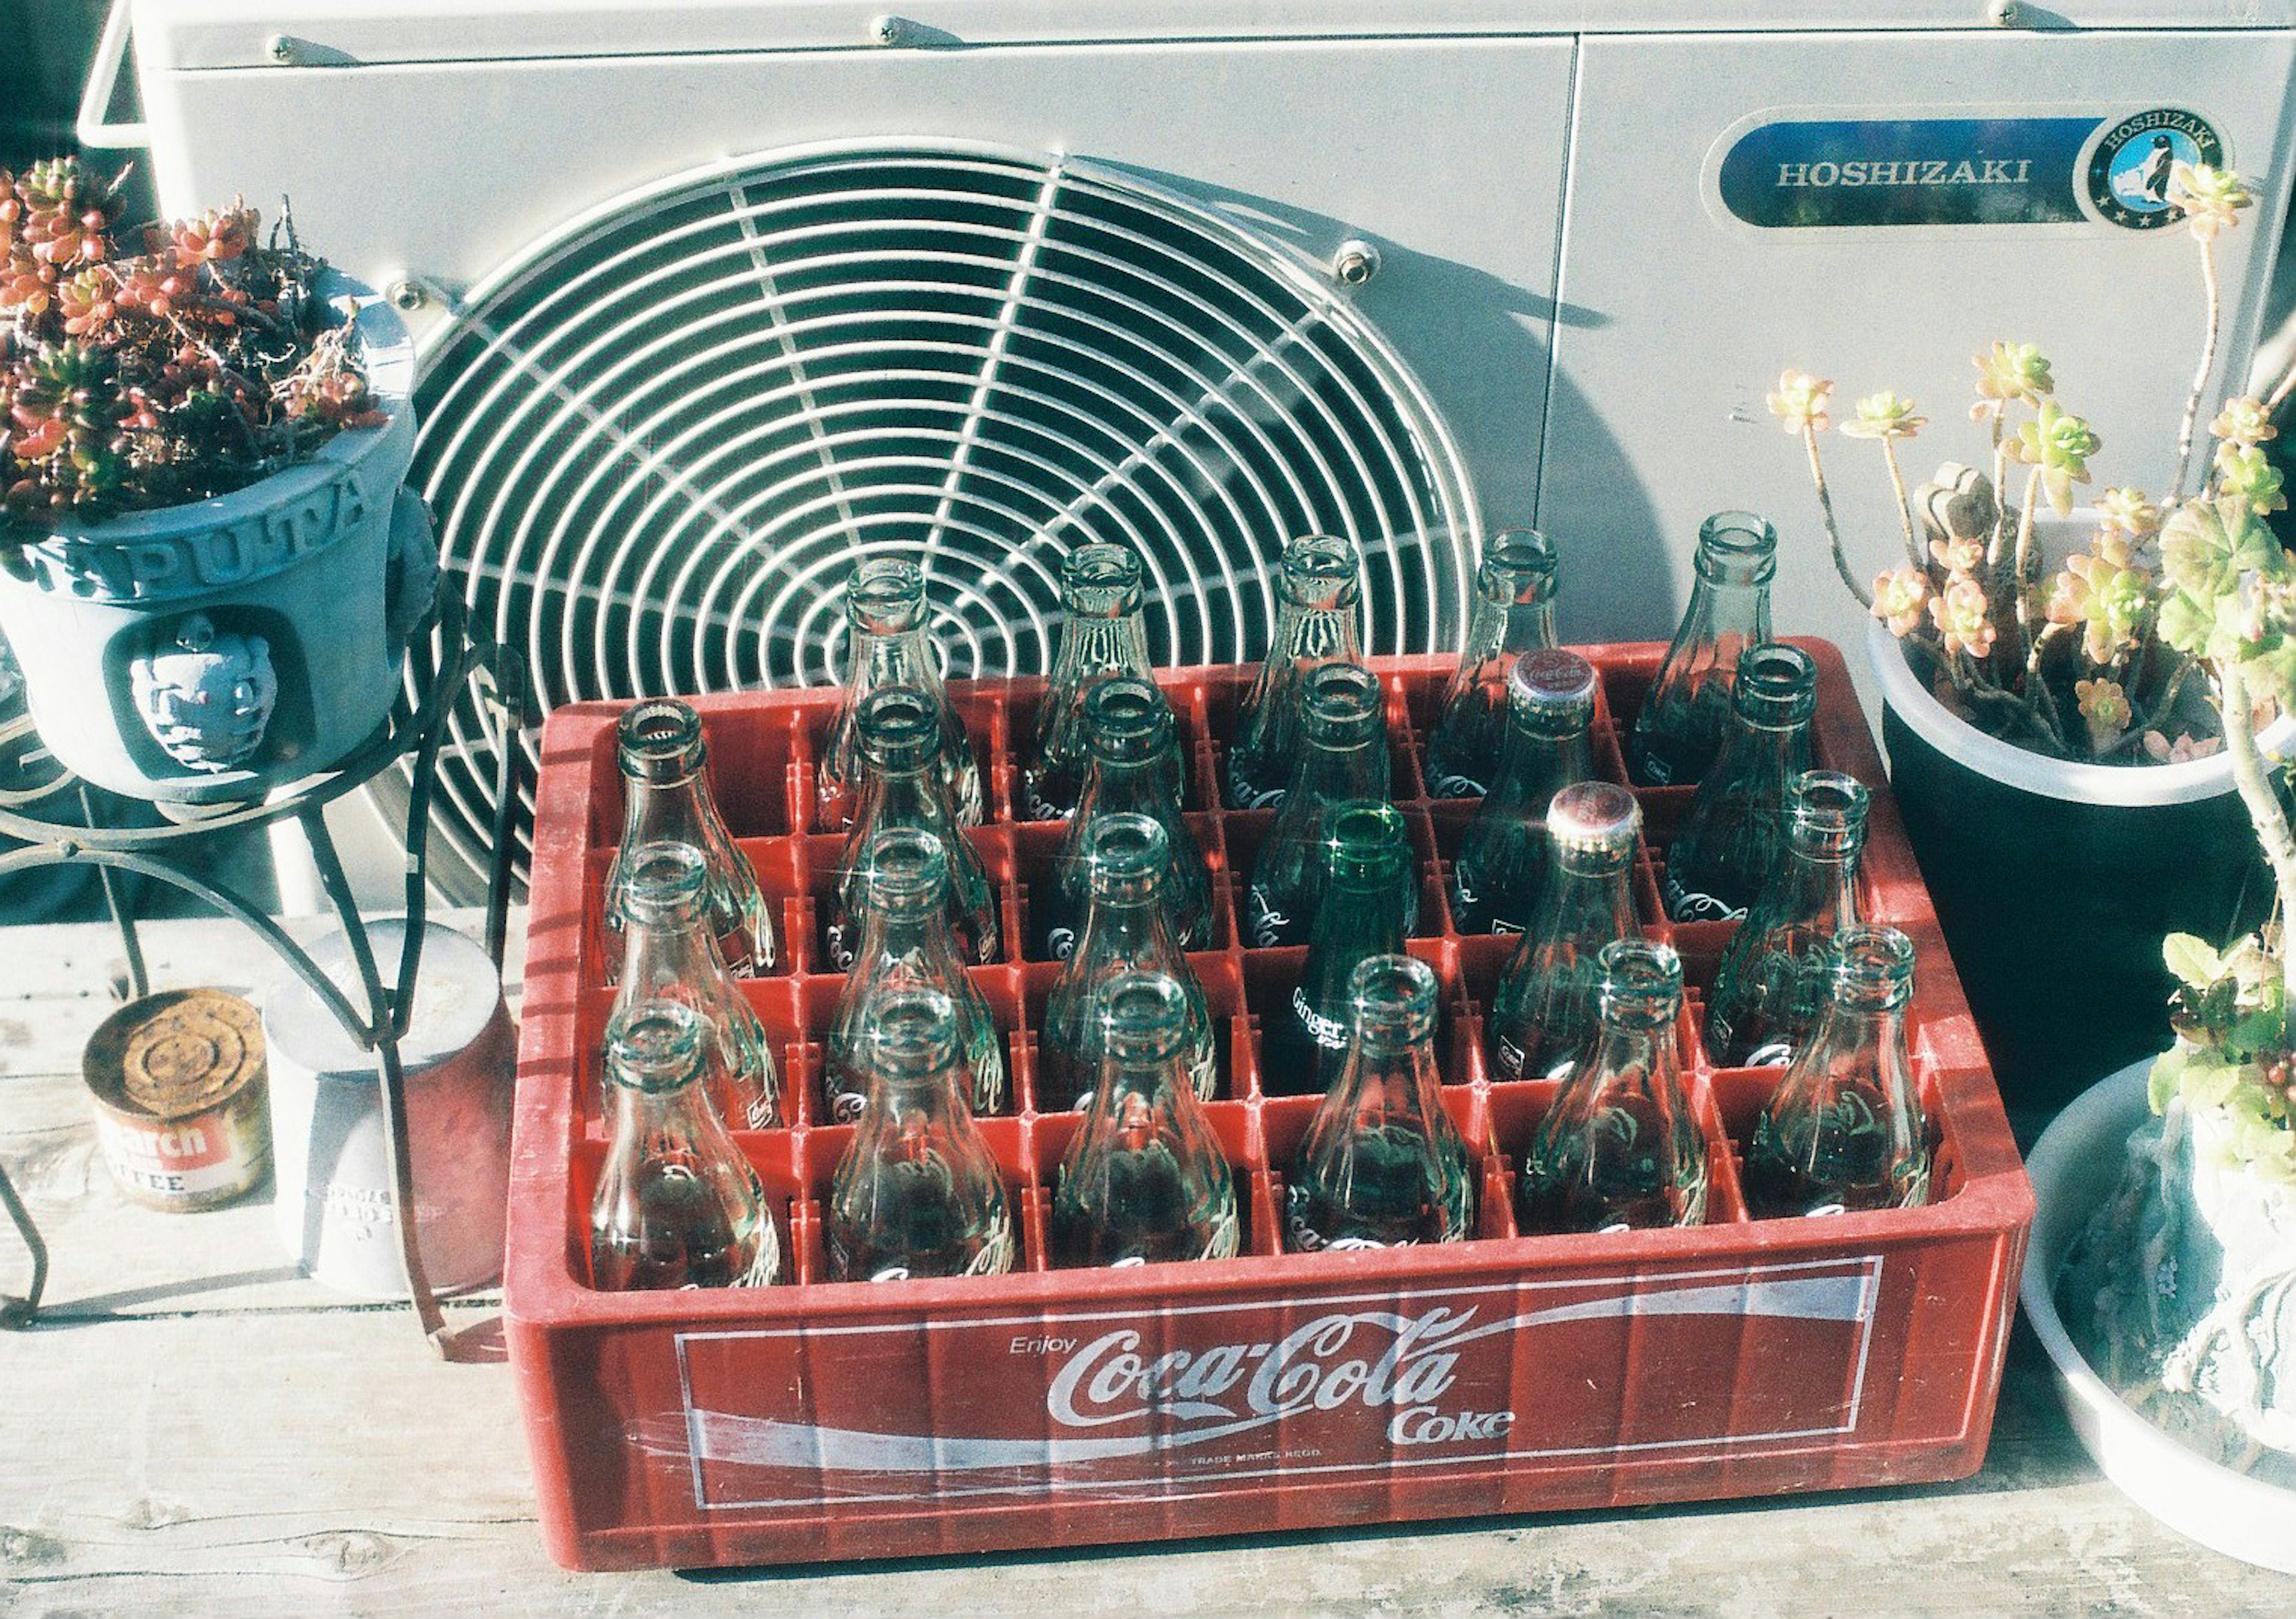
[1336,1021,1449,1124]
[1048,613,1153,691]
[852,624,944,695]
[620,775,716,848]
[614,906,726,997]
[1074,882,1182,963]
[1461,582,1557,662]
[1308,872,1413,966]
[604,1066,719,1154]
[852,759,955,836]
[1083,749,1187,817]
[1271,598,1361,665]
[1540,849,1637,936]
[861,1065,969,1135]
[1489,722,1592,810]
[1770,842,1861,924]
[1295,731,1386,804]
[849,893,961,972]
[1675,574,1770,646]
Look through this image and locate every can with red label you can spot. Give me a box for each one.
[81,988,271,1212]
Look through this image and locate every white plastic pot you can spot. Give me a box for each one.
[0,283,436,804]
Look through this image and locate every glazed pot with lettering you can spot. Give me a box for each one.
[0,283,437,804]
[1868,619,2289,1116]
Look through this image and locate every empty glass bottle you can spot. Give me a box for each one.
[1625,511,1777,787]
[1662,643,1818,923]
[1038,676,1210,960]
[607,840,782,1130]
[1285,954,1477,1252]
[823,827,1006,1122]
[1424,528,1562,799]
[1259,802,1417,1097]
[1486,781,1642,1083]
[1516,940,1708,1233]
[1447,647,1598,936]
[1024,543,1161,823]
[1052,971,1240,1267]
[1226,533,1364,810]
[1244,660,1396,949]
[605,698,776,977]
[816,557,984,831]
[591,1000,781,1290]
[1038,814,1218,1111]
[825,684,1001,971]
[1702,771,1870,1068]
[1744,925,1932,1218]
[825,986,1015,1283]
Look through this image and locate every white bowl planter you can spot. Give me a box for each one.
[0,285,436,805]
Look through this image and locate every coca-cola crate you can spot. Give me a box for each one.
[508,640,2032,1572]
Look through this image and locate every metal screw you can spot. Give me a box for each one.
[388,280,428,313]
[1986,0,2019,25]
[265,33,295,64]
[1333,239,1382,288]
[870,14,906,45]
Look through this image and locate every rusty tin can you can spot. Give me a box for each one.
[81,988,273,1211]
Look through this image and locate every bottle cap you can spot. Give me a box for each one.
[1509,647,1599,722]
[616,698,708,784]
[1546,780,1641,856]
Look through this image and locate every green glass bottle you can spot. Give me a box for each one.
[1258,801,1416,1097]
[1485,781,1642,1083]
[816,557,984,830]
[1024,543,1161,823]
[1516,940,1708,1233]
[1244,659,1396,949]
[1226,533,1364,810]
[1446,647,1598,936]
[1662,643,1817,924]
[1702,771,1870,1068]
[1424,528,1562,799]
[1626,511,1776,787]
[604,698,777,977]
[1744,925,1932,1217]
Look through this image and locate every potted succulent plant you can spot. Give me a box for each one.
[1770,162,2294,1105]
[0,157,436,805]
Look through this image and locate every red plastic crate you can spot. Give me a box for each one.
[506,640,2033,1572]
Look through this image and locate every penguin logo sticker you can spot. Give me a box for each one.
[2086,109,2225,230]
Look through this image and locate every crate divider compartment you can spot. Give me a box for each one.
[509,642,2034,1572]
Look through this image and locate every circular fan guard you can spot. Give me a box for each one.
[395,142,1480,896]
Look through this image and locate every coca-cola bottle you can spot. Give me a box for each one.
[823,827,1006,1122]
[1024,543,1161,822]
[606,840,782,1130]
[1485,781,1642,1083]
[590,1000,781,1290]
[1037,814,1218,1110]
[1625,511,1776,787]
[824,684,1001,971]
[1743,924,1932,1217]
[1285,954,1476,1251]
[1259,801,1416,1096]
[1037,675,1210,960]
[1515,940,1708,1233]
[1446,648,1598,936]
[1662,643,1817,923]
[825,986,1016,1282]
[1702,770,1869,1068]
[1226,533,1364,810]
[604,698,776,977]
[816,557,984,830]
[1244,659,1396,949]
[1423,527,1561,799]
[1052,970,1240,1267]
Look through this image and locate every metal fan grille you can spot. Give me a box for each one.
[402,141,1479,894]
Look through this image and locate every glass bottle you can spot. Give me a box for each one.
[1423,528,1562,799]
[825,683,1001,971]
[590,1000,780,1290]
[823,827,1006,1123]
[604,698,776,977]
[825,986,1016,1283]
[816,556,984,831]
[1225,533,1364,810]
[1744,925,1932,1218]
[606,840,782,1130]
[1037,814,1219,1111]
[1284,954,1477,1251]
[1244,659,1396,949]
[1039,676,1210,960]
[1024,543,1161,823]
[1662,643,1818,924]
[1446,647,1598,936]
[1052,971,1241,1267]
[1702,771,1870,1068]
[1486,781,1642,1083]
[1259,802,1417,1097]
[1515,940,1708,1233]
[1625,511,1777,787]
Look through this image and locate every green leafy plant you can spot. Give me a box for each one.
[0,157,383,551]
[1775,163,2292,765]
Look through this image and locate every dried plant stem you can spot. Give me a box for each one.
[2172,239,2222,503]
[1805,426,1872,608]
[2267,346,2296,416]
[1880,439,1923,569]
[2106,658,2197,760]
[2218,658,2296,1035]
[1985,417,2011,573]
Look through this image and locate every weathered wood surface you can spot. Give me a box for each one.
[6,916,2296,1617]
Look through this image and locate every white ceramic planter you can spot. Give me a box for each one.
[0,285,436,804]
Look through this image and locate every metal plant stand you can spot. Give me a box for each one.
[0,589,528,1354]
